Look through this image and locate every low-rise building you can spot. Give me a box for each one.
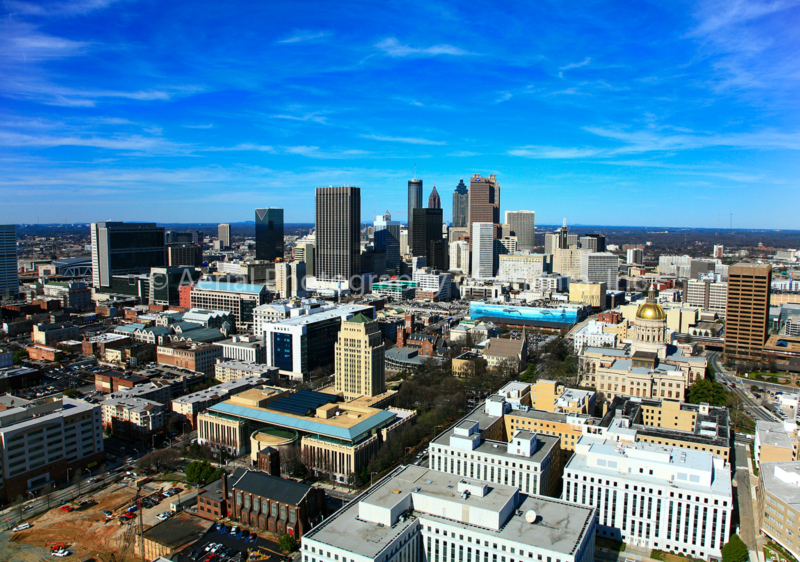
[197,469,326,539]
[572,321,617,352]
[107,382,172,405]
[413,268,452,301]
[482,337,527,372]
[754,420,799,467]
[371,279,417,300]
[95,370,149,393]
[42,281,91,310]
[214,335,266,363]
[198,388,416,483]
[758,461,800,561]
[564,435,732,558]
[157,342,223,375]
[302,465,596,562]
[171,375,269,427]
[598,396,731,462]
[32,322,80,345]
[215,360,278,383]
[569,281,607,311]
[101,396,165,440]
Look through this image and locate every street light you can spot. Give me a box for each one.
[371,472,378,488]
[84,468,91,477]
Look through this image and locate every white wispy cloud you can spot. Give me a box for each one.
[0,130,187,154]
[507,146,602,159]
[0,21,89,61]
[362,134,445,145]
[687,0,799,36]
[376,38,473,57]
[270,112,329,124]
[559,57,591,71]
[4,0,117,17]
[203,143,275,152]
[183,123,214,129]
[276,31,330,44]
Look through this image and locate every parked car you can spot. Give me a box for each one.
[102,510,113,517]
[229,526,238,536]
[22,504,34,512]
[50,549,70,557]
[248,533,258,543]
[12,523,31,532]
[239,530,250,541]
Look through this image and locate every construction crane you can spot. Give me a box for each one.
[112,486,146,562]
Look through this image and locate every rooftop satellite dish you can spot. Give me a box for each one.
[525,510,537,524]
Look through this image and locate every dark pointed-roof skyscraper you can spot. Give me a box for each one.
[452,178,468,228]
[255,208,284,261]
[428,184,441,209]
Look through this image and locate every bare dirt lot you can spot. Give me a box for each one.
[9,481,157,561]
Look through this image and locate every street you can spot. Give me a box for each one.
[710,352,780,422]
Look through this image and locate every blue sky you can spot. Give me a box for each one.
[1,0,799,228]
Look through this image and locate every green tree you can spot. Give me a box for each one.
[519,362,537,383]
[62,388,78,398]
[721,534,748,562]
[686,378,727,407]
[12,350,26,365]
[278,534,298,553]
[185,460,224,486]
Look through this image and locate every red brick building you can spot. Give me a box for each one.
[597,311,623,325]
[196,469,326,539]
[178,284,194,309]
[95,370,150,393]
[26,344,62,362]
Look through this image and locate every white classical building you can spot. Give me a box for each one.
[302,465,596,562]
[563,434,732,559]
[572,321,617,352]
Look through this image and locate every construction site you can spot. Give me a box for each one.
[5,478,190,562]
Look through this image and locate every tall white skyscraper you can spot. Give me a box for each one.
[472,222,495,279]
[505,210,535,252]
[448,240,470,273]
[0,225,19,298]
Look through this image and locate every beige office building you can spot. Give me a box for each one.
[570,281,607,310]
[724,263,772,362]
[334,314,385,401]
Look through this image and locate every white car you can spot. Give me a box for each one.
[12,523,31,531]
[156,511,173,521]
[51,549,71,557]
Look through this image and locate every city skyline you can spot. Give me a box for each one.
[1,1,799,228]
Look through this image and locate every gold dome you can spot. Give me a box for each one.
[636,302,666,321]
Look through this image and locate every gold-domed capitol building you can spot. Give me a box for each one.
[631,285,669,359]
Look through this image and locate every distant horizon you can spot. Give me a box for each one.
[12,221,800,234]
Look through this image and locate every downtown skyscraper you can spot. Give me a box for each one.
[407,177,423,241]
[90,222,165,289]
[315,186,361,284]
[468,174,500,246]
[452,178,468,228]
[255,208,284,262]
[0,225,19,298]
[412,207,445,270]
[427,184,441,209]
[505,210,535,252]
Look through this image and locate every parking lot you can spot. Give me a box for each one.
[174,524,286,562]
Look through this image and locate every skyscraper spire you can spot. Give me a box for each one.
[428,183,441,209]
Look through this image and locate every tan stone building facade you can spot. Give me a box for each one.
[334,314,385,401]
